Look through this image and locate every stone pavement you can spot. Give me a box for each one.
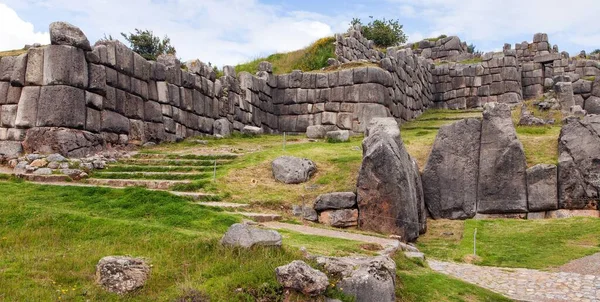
[429,259,600,301]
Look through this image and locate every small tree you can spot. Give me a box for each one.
[351,17,407,47]
[467,43,476,54]
[121,29,176,61]
[591,49,600,55]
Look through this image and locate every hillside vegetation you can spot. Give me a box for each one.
[234,37,336,75]
[0,48,27,58]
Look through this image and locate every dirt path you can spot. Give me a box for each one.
[557,252,600,276]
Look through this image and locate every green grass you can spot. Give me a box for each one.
[235,37,336,75]
[395,254,510,302]
[92,172,211,180]
[134,153,238,160]
[104,165,214,173]
[583,76,596,82]
[117,159,231,167]
[418,218,600,270]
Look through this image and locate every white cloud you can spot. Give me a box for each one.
[387,0,600,54]
[2,0,345,67]
[0,3,49,50]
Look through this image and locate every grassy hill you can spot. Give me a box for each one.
[234,37,336,75]
[0,48,27,59]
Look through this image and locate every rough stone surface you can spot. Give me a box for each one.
[275,260,328,296]
[477,103,528,214]
[306,125,327,139]
[357,118,425,241]
[422,118,481,219]
[314,192,356,211]
[527,164,558,212]
[0,141,23,156]
[316,256,396,302]
[241,125,263,136]
[22,127,104,158]
[220,223,282,248]
[50,21,92,51]
[318,209,358,227]
[271,156,317,184]
[95,256,150,294]
[326,130,349,142]
[213,118,232,137]
[36,85,86,128]
[15,86,40,128]
[292,205,318,221]
[558,116,600,209]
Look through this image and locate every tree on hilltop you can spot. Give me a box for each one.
[350,16,407,47]
[121,29,176,61]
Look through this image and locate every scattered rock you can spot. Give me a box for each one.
[49,21,91,51]
[30,158,48,168]
[326,130,349,142]
[292,205,318,222]
[306,125,327,139]
[33,168,52,175]
[46,153,66,162]
[241,126,263,136]
[220,223,282,248]
[275,260,329,296]
[95,256,150,294]
[318,209,358,228]
[271,156,317,184]
[213,118,232,138]
[570,105,586,117]
[404,251,425,261]
[313,192,356,211]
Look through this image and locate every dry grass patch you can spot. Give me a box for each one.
[0,48,27,58]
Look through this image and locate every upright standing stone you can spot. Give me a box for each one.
[527,164,558,211]
[422,118,481,219]
[356,118,424,241]
[477,103,528,214]
[49,21,92,51]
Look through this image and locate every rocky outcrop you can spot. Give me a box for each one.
[220,223,282,248]
[275,260,329,296]
[527,164,558,211]
[318,209,358,228]
[356,118,425,241]
[271,156,316,184]
[316,256,396,302]
[477,103,528,214]
[558,116,600,209]
[22,127,104,157]
[49,21,92,51]
[95,256,150,294]
[314,192,356,211]
[422,118,481,219]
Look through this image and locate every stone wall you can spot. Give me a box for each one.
[334,24,385,63]
[404,36,473,62]
[430,50,522,109]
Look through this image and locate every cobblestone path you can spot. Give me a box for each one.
[429,260,600,301]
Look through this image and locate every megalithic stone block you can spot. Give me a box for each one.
[36,85,86,128]
[15,86,40,128]
[43,45,88,88]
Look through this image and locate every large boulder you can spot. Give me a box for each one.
[558,116,600,209]
[356,118,425,241]
[220,223,282,248]
[527,164,558,211]
[95,256,150,294]
[313,192,356,211]
[272,156,316,184]
[22,127,104,158]
[318,209,358,228]
[213,118,232,137]
[49,21,91,51]
[306,125,327,139]
[422,118,481,219]
[316,256,396,302]
[477,103,528,214]
[275,260,329,296]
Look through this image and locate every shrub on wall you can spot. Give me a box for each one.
[121,29,177,61]
[351,17,407,47]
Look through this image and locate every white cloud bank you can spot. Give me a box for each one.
[0,3,49,51]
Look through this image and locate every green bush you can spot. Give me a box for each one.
[351,17,407,47]
[121,29,176,61]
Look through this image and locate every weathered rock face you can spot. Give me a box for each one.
[314,192,356,211]
[356,118,425,241]
[558,116,600,209]
[241,125,263,136]
[220,223,282,248]
[275,260,329,296]
[326,130,349,142]
[95,256,150,294]
[318,209,358,227]
[316,256,396,302]
[49,21,91,51]
[292,205,318,221]
[272,156,316,184]
[527,164,558,211]
[422,118,481,219]
[22,127,104,158]
[477,103,528,214]
[306,125,327,139]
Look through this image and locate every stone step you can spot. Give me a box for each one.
[197,202,249,208]
[26,181,217,198]
[18,174,71,182]
[133,153,239,160]
[92,171,211,180]
[87,178,192,190]
[96,171,211,175]
[104,165,216,172]
[238,212,283,223]
[118,158,232,166]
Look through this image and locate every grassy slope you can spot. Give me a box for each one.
[0,48,27,58]
[0,181,505,301]
[235,37,336,75]
[418,218,600,270]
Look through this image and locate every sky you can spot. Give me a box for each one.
[1,0,600,67]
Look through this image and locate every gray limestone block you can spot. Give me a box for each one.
[301,73,316,89]
[0,82,8,104]
[116,72,131,92]
[328,72,339,87]
[101,110,130,134]
[180,88,193,111]
[6,86,22,104]
[104,86,116,111]
[25,47,44,86]
[156,81,168,104]
[10,53,28,87]
[85,91,103,110]
[131,78,148,100]
[133,52,151,81]
[150,61,166,81]
[0,56,16,81]
[15,86,40,128]
[338,69,353,86]
[353,67,368,84]
[144,100,162,122]
[36,85,86,129]
[105,67,117,87]
[314,192,357,211]
[527,164,558,212]
[161,104,173,117]
[167,83,180,107]
[289,70,302,88]
[115,41,134,75]
[163,116,175,133]
[88,63,106,95]
[43,45,88,88]
[315,73,328,88]
[584,96,600,114]
[123,93,144,120]
[86,107,101,133]
[49,21,91,51]
[165,67,181,86]
[144,122,166,143]
[1,104,18,128]
[147,80,158,101]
